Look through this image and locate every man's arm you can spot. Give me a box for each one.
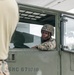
[37,40,56,51]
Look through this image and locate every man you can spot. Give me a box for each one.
[32,24,56,51]
[0,0,19,75]
[12,31,29,48]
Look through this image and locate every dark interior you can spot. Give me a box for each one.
[19,3,55,26]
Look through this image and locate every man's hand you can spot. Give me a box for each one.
[31,45,38,48]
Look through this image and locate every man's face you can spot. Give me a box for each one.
[41,30,50,40]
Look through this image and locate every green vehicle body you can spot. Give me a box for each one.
[7,3,74,75]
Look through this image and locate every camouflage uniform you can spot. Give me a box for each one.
[0,61,9,75]
[36,24,56,51]
[37,38,56,51]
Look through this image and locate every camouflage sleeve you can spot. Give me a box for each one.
[37,39,56,51]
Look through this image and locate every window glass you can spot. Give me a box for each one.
[62,16,74,50]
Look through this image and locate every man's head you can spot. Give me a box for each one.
[41,24,54,41]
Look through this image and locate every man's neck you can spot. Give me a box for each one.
[41,38,51,43]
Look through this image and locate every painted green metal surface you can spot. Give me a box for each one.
[8,49,60,75]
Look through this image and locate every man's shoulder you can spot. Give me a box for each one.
[49,38,55,42]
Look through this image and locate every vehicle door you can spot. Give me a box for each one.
[60,13,74,75]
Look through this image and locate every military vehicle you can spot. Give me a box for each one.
[8,3,74,75]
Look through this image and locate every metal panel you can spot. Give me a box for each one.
[70,53,74,71]
[61,51,74,75]
[7,49,60,75]
[16,0,56,7]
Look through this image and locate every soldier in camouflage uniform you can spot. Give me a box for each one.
[32,24,56,51]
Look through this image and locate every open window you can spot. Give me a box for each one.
[10,23,55,49]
